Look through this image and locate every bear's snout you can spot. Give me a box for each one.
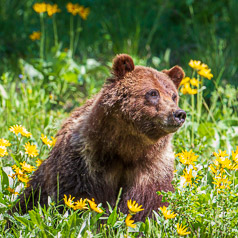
[173,109,186,124]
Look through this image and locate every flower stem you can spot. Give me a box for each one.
[40,13,45,60]
[53,14,58,47]
[191,94,194,147]
[0,159,3,190]
[197,75,203,125]
[69,14,74,57]
[73,16,81,57]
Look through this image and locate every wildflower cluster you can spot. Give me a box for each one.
[33,2,61,16]
[125,200,144,228]
[180,60,213,95]
[0,138,11,157]
[63,195,103,213]
[159,197,191,236]
[4,125,55,187]
[159,205,191,236]
[66,3,90,20]
[176,149,200,187]
[209,149,238,193]
[189,60,213,80]
[180,77,199,95]
[11,162,35,184]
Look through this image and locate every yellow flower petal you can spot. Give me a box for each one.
[125,214,136,228]
[177,223,191,236]
[87,198,104,213]
[159,206,177,219]
[127,199,144,214]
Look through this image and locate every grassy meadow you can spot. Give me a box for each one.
[0,0,238,237]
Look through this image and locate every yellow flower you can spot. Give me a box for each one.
[199,63,208,70]
[78,7,90,20]
[63,194,75,208]
[189,78,200,87]
[12,165,24,176]
[0,146,8,157]
[187,87,197,95]
[0,138,11,147]
[176,150,198,167]
[33,2,47,13]
[73,198,88,210]
[41,134,52,146]
[188,60,201,71]
[87,198,104,213]
[216,157,232,169]
[66,3,80,15]
[41,134,56,147]
[177,223,191,236]
[127,200,144,214]
[159,206,177,219]
[20,161,36,173]
[180,82,197,95]
[9,125,32,137]
[198,68,213,80]
[181,168,194,185]
[17,174,29,184]
[125,214,136,228]
[180,86,188,95]
[29,31,41,41]
[212,176,232,190]
[209,165,217,174]
[180,77,190,86]
[6,187,19,195]
[46,4,61,17]
[231,147,238,164]
[24,142,39,158]
[36,158,43,167]
[213,150,228,158]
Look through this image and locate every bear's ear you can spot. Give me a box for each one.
[112,54,135,78]
[162,66,185,88]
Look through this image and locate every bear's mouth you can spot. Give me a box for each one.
[156,118,185,133]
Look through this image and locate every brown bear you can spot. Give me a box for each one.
[15,54,186,220]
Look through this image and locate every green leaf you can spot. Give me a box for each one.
[14,215,34,229]
[107,208,117,226]
[1,168,9,189]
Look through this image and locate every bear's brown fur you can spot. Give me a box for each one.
[15,54,186,220]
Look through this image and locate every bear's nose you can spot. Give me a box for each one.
[174,110,186,124]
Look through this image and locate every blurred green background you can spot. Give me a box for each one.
[1,0,237,85]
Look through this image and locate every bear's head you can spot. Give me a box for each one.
[103,54,186,142]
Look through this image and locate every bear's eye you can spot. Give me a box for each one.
[172,94,177,102]
[145,89,160,105]
[147,89,159,98]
